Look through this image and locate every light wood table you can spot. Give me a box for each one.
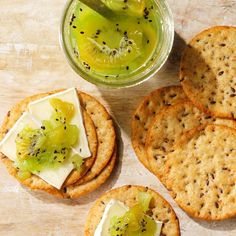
[0,0,235,235]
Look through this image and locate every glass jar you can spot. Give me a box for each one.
[60,0,174,88]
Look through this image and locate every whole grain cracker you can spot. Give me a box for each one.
[0,89,115,196]
[63,108,97,186]
[180,26,236,119]
[84,185,180,236]
[146,100,236,183]
[63,147,116,198]
[131,86,187,170]
[165,125,236,220]
[76,92,116,184]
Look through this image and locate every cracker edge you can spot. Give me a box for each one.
[145,99,190,180]
[131,85,184,171]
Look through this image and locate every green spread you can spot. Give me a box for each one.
[15,98,82,179]
[69,0,159,78]
[109,192,157,235]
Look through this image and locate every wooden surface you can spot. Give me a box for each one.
[0,0,236,235]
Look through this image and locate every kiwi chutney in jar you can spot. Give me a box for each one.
[60,0,174,88]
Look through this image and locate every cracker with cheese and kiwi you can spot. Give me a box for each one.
[85,185,180,236]
[0,88,116,198]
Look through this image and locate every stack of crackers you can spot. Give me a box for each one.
[0,90,117,198]
[132,26,236,220]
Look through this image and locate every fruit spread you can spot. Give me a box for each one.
[15,98,82,179]
[68,0,159,79]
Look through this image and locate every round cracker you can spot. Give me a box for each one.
[146,100,236,182]
[75,92,116,184]
[62,147,117,198]
[180,26,236,119]
[0,89,115,195]
[165,125,236,220]
[131,86,187,170]
[84,185,180,236]
[63,108,97,186]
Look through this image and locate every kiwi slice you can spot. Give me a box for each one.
[109,192,157,236]
[15,99,82,176]
[70,2,157,76]
[101,0,146,16]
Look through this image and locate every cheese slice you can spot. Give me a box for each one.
[0,112,74,189]
[94,199,163,236]
[28,88,91,158]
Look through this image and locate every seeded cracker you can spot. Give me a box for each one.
[76,92,116,184]
[165,125,236,220]
[180,26,236,119]
[131,86,187,170]
[63,147,116,198]
[84,185,180,236]
[63,108,97,186]
[146,100,236,184]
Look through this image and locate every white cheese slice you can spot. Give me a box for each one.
[28,88,91,158]
[37,158,74,189]
[94,199,163,236]
[0,112,74,189]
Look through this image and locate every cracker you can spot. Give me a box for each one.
[146,100,236,182]
[165,125,236,220]
[62,147,116,198]
[84,185,180,236]
[64,108,97,186]
[0,89,115,196]
[76,92,116,184]
[131,86,187,170]
[180,26,236,119]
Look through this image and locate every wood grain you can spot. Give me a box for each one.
[0,0,236,235]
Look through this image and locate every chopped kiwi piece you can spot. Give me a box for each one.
[109,192,157,236]
[15,99,81,176]
[70,154,83,170]
[50,98,75,122]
